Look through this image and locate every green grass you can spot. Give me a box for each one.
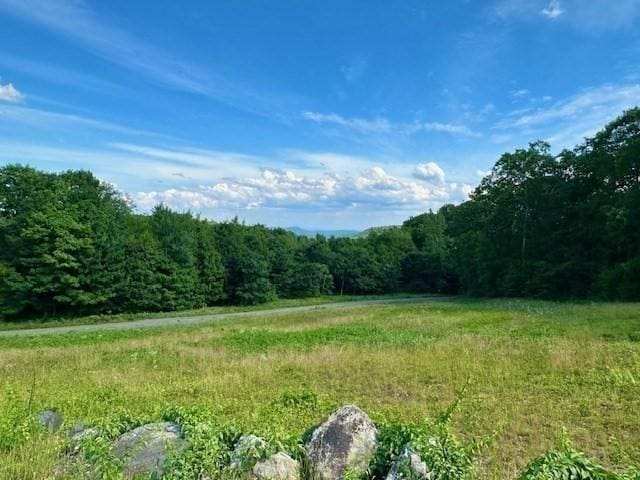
[1,298,639,479]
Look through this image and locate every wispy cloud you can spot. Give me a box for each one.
[511,89,531,99]
[509,84,640,128]
[0,141,170,178]
[414,122,479,137]
[0,0,295,117]
[110,143,262,180]
[0,103,165,137]
[303,111,478,137]
[282,150,388,174]
[0,53,123,95]
[0,141,263,187]
[489,0,535,21]
[491,0,640,30]
[567,0,640,30]
[341,55,368,83]
[541,0,564,19]
[302,111,392,135]
[0,82,23,102]
[496,83,640,148]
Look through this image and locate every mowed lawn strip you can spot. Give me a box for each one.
[1,299,639,479]
[0,293,440,333]
[0,294,415,332]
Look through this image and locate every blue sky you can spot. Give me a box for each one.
[1,0,639,229]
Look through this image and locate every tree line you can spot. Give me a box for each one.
[1,108,638,318]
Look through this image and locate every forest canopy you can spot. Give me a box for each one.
[1,108,639,318]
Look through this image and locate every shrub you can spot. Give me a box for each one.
[276,388,319,409]
[519,441,628,480]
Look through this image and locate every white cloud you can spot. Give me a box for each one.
[134,166,472,213]
[541,0,563,19]
[413,162,446,183]
[0,82,23,102]
[303,111,477,137]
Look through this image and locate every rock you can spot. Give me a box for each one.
[72,427,100,441]
[306,405,378,480]
[252,452,299,480]
[69,422,101,441]
[38,410,63,432]
[70,426,101,454]
[69,422,87,437]
[386,445,432,480]
[112,422,186,478]
[230,434,269,470]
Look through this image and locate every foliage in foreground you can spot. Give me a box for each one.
[2,385,638,480]
[519,443,640,480]
[66,418,640,480]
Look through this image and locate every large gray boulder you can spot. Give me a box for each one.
[38,410,63,432]
[112,422,185,478]
[252,452,299,480]
[386,445,432,480]
[306,405,378,479]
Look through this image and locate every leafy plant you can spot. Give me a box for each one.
[276,388,319,409]
[519,439,625,480]
[370,386,484,480]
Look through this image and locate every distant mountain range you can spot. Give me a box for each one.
[352,225,397,238]
[286,225,398,238]
[285,227,360,238]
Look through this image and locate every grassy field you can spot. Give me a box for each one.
[1,298,639,479]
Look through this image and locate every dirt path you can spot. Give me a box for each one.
[0,296,451,337]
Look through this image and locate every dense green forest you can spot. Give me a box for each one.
[1,109,638,318]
